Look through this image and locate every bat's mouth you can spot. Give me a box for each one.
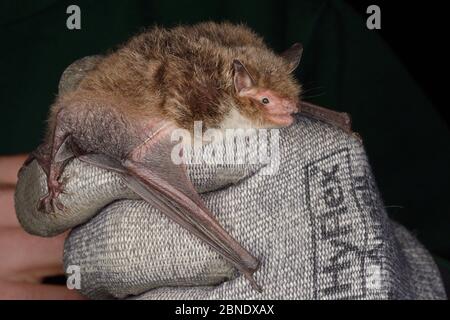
[266,103,298,126]
[266,112,296,126]
[267,113,294,126]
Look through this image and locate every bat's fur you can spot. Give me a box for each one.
[48,22,301,154]
[37,23,304,287]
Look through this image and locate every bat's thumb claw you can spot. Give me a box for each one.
[244,271,263,293]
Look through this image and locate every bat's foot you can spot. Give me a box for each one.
[38,182,65,213]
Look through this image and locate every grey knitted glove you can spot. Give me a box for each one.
[14,58,447,300]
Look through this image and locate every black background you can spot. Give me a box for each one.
[347,1,449,125]
[345,1,449,269]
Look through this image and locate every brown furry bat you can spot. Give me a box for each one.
[27,22,351,292]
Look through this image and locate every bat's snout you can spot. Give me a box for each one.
[284,101,299,114]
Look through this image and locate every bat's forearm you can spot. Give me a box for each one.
[299,101,352,134]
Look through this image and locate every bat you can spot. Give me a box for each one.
[27,22,352,292]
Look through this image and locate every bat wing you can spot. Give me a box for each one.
[78,122,261,291]
[300,101,353,134]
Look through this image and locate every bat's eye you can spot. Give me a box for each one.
[261,97,270,104]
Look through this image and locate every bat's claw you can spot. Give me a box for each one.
[37,183,66,213]
[243,270,262,293]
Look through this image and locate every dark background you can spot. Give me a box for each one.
[1,0,449,274]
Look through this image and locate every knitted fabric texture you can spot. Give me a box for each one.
[15,117,447,300]
[14,56,447,300]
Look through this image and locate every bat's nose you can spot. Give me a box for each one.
[264,100,298,126]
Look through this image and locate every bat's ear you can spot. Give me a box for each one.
[281,43,303,73]
[233,59,255,93]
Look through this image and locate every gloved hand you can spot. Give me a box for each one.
[14,58,447,300]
